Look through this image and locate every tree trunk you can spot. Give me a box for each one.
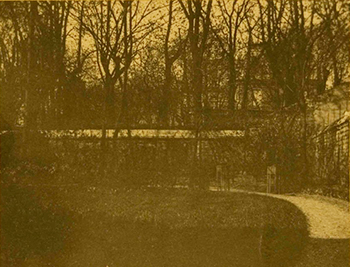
[242,30,252,110]
[228,55,237,111]
[24,1,37,155]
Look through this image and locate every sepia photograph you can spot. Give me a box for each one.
[0,0,349,266]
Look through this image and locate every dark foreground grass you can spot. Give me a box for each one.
[295,238,349,267]
[1,185,309,267]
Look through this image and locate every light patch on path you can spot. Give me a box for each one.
[212,188,350,239]
[270,194,350,239]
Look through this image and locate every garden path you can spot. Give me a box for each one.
[268,193,349,239]
[212,188,350,239]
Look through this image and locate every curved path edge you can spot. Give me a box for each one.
[211,187,350,239]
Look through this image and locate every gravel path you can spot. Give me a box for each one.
[212,188,350,239]
[268,193,350,239]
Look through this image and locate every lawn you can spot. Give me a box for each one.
[1,185,309,267]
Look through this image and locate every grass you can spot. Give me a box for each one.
[294,238,349,267]
[1,185,309,267]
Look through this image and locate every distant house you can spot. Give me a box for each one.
[313,82,349,129]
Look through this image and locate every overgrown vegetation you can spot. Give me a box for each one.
[1,0,349,190]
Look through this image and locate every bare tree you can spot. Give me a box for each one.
[159,0,186,127]
[82,1,157,146]
[82,1,126,147]
[211,0,250,111]
[179,0,213,188]
[313,0,350,89]
[255,0,343,188]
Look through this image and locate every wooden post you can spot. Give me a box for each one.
[267,165,277,193]
[216,165,223,191]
